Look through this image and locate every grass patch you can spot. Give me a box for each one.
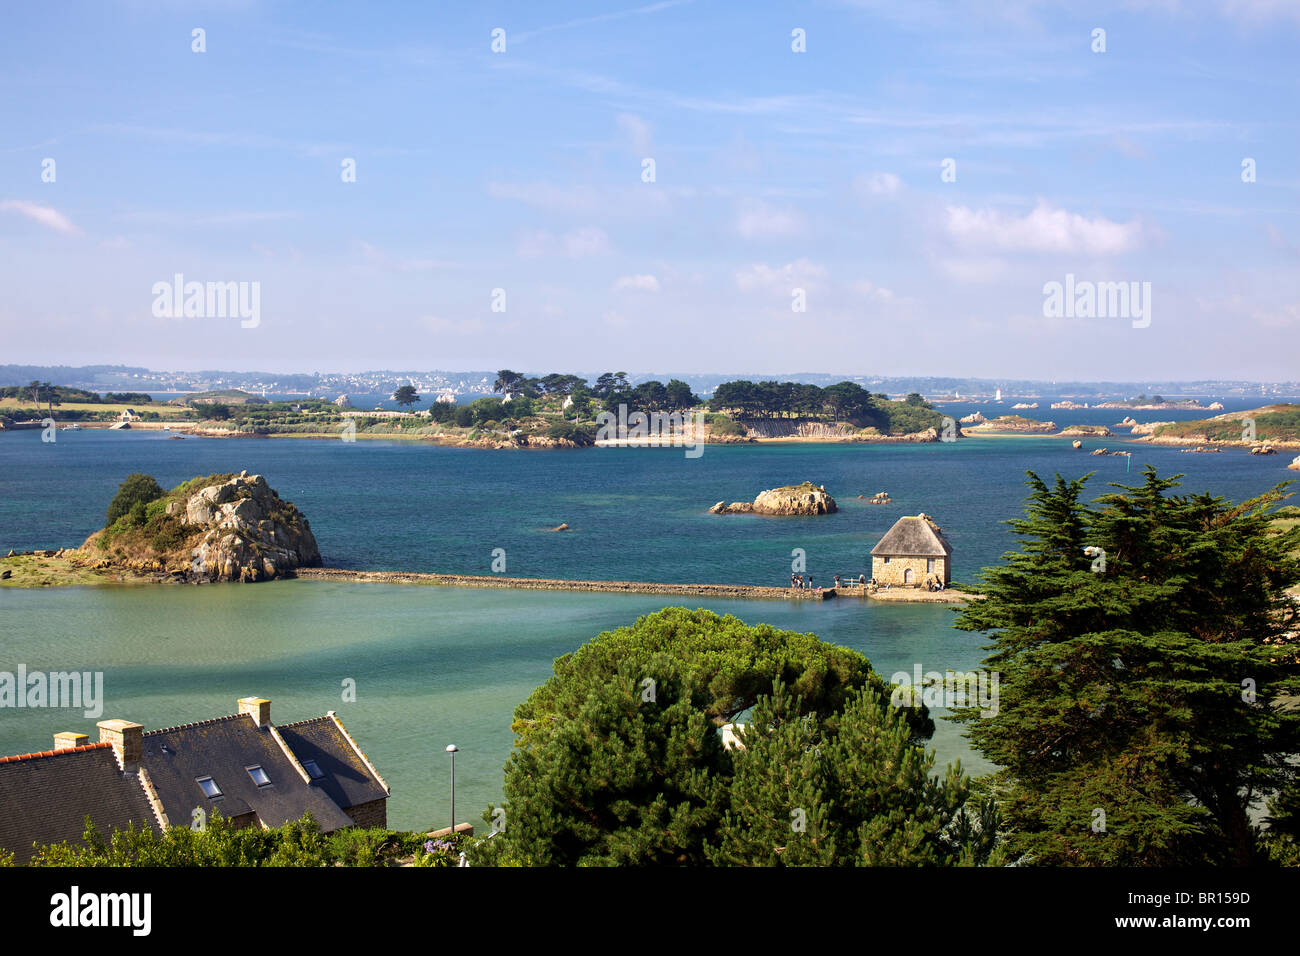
[0,554,125,588]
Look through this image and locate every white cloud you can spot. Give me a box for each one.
[735,258,828,291]
[937,257,1010,283]
[616,113,653,154]
[613,273,660,292]
[944,199,1144,255]
[488,181,603,214]
[0,199,82,235]
[1252,302,1299,329]
[736,198,807,239]
[357,241,459,271]
[517,227,611,258]
[855,172,902,197]
[850,279,894,300]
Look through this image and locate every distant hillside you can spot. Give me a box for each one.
[169,389,270,405]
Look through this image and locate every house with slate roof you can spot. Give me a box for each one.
[0,737,161,864]
[0,697,389,862]
[870,513,952,587]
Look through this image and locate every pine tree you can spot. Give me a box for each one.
[955,468,1300,865]
[477,607,947,866]
[711,682,981,866]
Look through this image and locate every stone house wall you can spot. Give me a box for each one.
[344,798,387,830]
[872,554,949,587]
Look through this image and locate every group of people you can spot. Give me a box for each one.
[787,571,943,591]
[790,572,871,590]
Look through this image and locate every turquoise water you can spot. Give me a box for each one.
[1,424,1294,830]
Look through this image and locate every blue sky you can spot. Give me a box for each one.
[1,0,1296,379]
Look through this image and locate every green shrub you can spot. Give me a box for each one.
[546,421,594,445]
[705,414,744,437]
[105,473,164,526]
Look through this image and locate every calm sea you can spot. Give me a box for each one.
[1,401,1294,830]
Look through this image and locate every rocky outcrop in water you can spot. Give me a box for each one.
[179,472,321,582]
[712,482,837,516]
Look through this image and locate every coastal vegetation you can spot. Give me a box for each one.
[470,607,998,866]
[708,381,946,435]
[955,467,1300,865]
[14,812,459,868]
[2,372,952,444]
[80,472,320,582]
[1149,404,1300,444]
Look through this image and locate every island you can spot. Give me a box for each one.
[963,415,1058,434]
[1136,404,1300,450]
[709,482,838,515]
[2,471,320,586]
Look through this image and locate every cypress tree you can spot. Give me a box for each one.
[956,467,1300,865]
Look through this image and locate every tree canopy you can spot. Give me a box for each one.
[473,608,976,866]
[954,467,1300,865]
[392,385,419,409]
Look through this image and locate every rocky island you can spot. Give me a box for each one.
[964,415,1058,434]
[2,471,320,586]
[709,482,838,515]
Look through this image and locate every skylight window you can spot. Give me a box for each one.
[246,765,272,787]
[302,759,324,780]
[196,776,222,799]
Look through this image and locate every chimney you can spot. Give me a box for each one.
[97,720,143,771]
[54,732,89,751]
[238,697,271,728]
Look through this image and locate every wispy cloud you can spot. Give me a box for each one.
[735,259,828,292]
[854,172,902,198]
[513,0,695,44]
[517,227,611,258]
[613,273,660,292]
[357,241,460,272]
[736,199,807,239]
[0,199,82,236]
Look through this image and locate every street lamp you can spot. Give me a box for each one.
[445,744,458,835]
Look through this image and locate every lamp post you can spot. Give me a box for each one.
[445,744,458,835]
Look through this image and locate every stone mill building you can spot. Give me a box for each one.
[870,513,952,587]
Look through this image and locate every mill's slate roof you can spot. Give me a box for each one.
[0,743,159,864]
[871,515,952,557]
[275,715,390,811]
[141,714,355,832]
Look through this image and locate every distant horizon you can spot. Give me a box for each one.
[4,362,1298,397]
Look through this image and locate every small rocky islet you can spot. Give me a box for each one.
[708,481,837,516]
